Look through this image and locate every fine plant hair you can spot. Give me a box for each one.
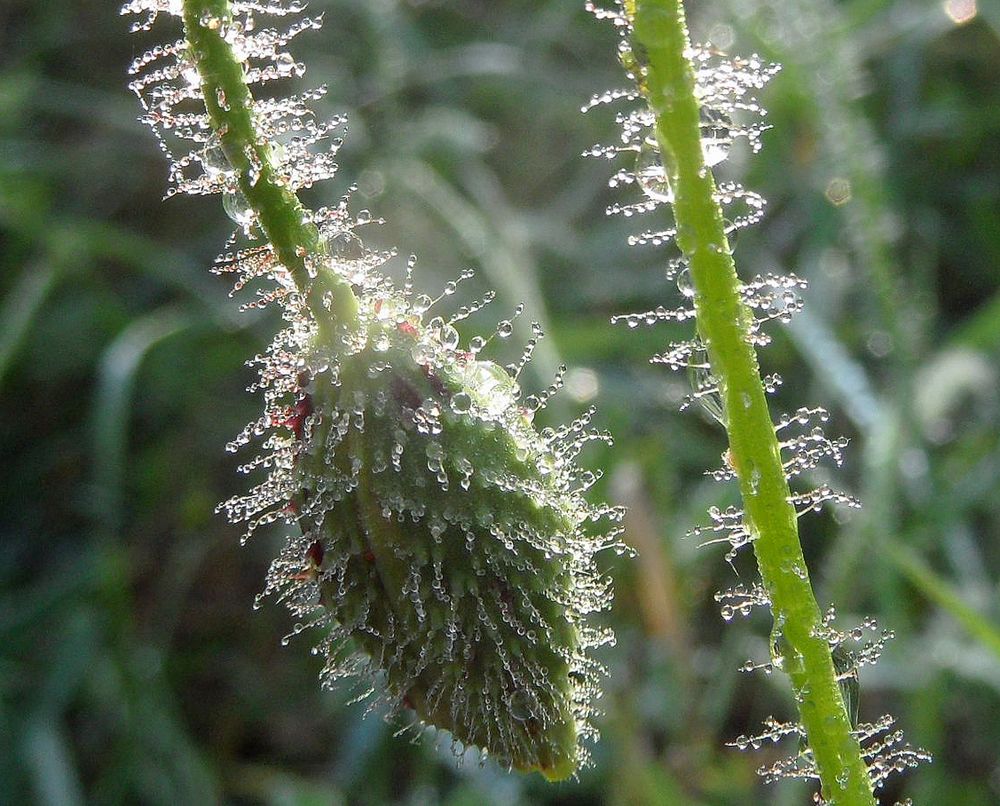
[124,0,631,782]
[585,0,928,803]
[122,0,932,800]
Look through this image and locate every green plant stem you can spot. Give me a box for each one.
[181,0,359,333]
[627,1,875,802]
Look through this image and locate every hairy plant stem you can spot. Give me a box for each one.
[626,1,875,802]
[181,0,359,336]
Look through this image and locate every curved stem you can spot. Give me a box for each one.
[181,0,359,331]
[626,1,875,803]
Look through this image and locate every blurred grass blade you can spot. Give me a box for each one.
[92,307,195,537]
[0,261,58,391]
[24,718,84,806]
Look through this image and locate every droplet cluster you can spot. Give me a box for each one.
[728,612,930,796]
[125,0,626,780]
[583,4,777,253]
[126,0,335,216]
[730,711,931,799]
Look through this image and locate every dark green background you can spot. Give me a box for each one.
[2,0,999,803]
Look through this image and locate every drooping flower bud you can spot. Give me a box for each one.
[223,261,624,779]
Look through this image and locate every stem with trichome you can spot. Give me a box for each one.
[625,1,875,802]
[181,0,359,335]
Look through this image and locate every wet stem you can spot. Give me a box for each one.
[626,0,876,803]
[181,0,359,337]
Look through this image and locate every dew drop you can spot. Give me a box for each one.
[269,142,287,166]
[700,108,733,168]
[411,341,434,365]
[635,138,674,204]
[330,230,364,259]
[450,392,472,414]
[470,362,515,418]
[677,268,695,298]
[413,294,433,315]
[180,60,201,89]
[701,133,730,168]
[222,189,254,227]
[200,144,231,179]
[275,52,296,76]
[509,690,533,721]
[439,324,460,351]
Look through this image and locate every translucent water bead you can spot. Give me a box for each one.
[223,189,254,228]
[700,108,732,168]
[634,138,674,204]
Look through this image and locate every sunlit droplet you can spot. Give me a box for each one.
[635,138,674,204]
[439,324,460,351]
[700,108,732,168]
[275,52,296,76]
[450,392,472,414]
[327,230,365,264]
[677,268,695,298]
[200,144,231,179]
[943,0,977,24]
[223,189,254,227]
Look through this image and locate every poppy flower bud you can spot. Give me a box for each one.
[241,287,622,780]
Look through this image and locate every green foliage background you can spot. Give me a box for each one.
[2,0,999,803]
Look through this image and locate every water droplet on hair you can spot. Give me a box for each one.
[223,189,254,227]
[635,138,674,204]
[509,690,533,721]
[327,230,365,262]
[413,294,432,315]
[701,135,730,168]
[275,52,296,77]
[677,268,694,298]
[439,324,460,351]
[700,108,733,167]
[180,59,201,89]
[200,144,230,179]
[411,341,435,365]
